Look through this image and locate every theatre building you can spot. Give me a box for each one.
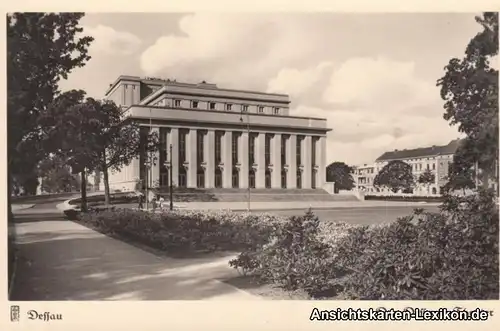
[102,75,330,192]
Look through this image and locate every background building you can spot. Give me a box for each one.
[99,75,330,192]
[353,139,461,195]
[353,164,376,193]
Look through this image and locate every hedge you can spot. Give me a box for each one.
[79,209,287,253]
[364,195,444,203]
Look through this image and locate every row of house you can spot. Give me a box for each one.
[353,139,461,196]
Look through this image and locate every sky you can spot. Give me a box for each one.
[59,12,488,166]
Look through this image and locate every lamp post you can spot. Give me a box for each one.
[240,109,251,212]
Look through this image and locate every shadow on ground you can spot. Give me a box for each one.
[10,221,247,301]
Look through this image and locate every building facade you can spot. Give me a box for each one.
[102,75,330,192]
[353,164,376,193]
[369,139,461,195]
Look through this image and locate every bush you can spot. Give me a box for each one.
[229,209,351,298]
[364,195,444,202]
[79,209,286,253]
[334,189,499,300]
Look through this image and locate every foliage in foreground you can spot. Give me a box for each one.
[80,209,286,253]
[229,191,499,300]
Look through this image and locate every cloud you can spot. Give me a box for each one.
[83,25,142,56]
[323,57,441,116]
[139,13,465,165]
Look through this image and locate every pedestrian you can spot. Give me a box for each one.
[151,196,157,213]
[138,192,144,210]
[158,195,165,210]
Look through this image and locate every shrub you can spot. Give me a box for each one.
[79,209,286,253]
[364,195,444,203]
[230,209,351,298]
[334,189,499,300]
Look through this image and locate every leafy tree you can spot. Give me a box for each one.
[374,160,414,193]
[437,12,498,190]
[418,168,436,194]
[83,100,159,206]
[39,90,102,211]
[7,13,93,211]
[326,162,355,192]
[443,143,477,194]
[38,155,81,193]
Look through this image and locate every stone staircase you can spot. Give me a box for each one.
[154,187,359,202]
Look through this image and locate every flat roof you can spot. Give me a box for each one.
[105,75,290,99]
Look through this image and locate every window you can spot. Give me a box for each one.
[225,103,232,111]
[281,135,287,166]
[432,163,436,170]
[249,134,256,165]
[215,169,222,188]
[197,168,205,188]
[174,99,181,108]
[258,106,264,114]
[209,102,216,110]
[178,168,187,188]
[192,100,199,109]
[265,134,272,166]
[197,131,205,164]
[249,170,256,189]
[265,170,271,188]
[232,133,239,165]
[296,136,303,166]
[311,137,317,167]
[179,129,187,164]
[241,104,249,112]
[273,107,280,115]
[215,131,223,165]
[296,170,302,188]
[232,169,239,188]
[427,164,430,170]
[281,170,287,188]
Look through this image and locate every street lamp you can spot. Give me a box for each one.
[164,143,174,211]
[240,108,251,212]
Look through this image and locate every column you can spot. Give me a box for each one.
[271,133,282,188]
[317,136,326,188]
[238,131,249,188]
[314,136,321,189]
[287,134,297,189]
[206,130,215,188]
[186,129,197,188]
[255,132,266,188]
[151,127,160,187]
[302,135,312,189]
[222,131,232,188]
[169,128,179,187]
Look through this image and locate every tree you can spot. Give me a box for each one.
[443,141,477,194]
[39,90,101,211]
[83,100,159,206]
[437,12,498,191]
[38,155,81,193]
[418,168,436,194]
[374,160,414,193]
[7,13,93,212]
[326,162,355,192]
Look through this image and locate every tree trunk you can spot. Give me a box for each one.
[101,151,111,207]
[80,169,87,212]
[103,166,111,207]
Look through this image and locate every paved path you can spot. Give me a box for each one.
[10,216,260,301]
